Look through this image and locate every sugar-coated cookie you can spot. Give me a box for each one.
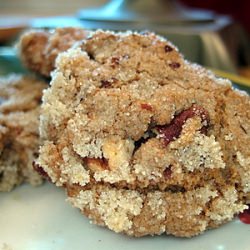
[36,31,250,237]
[19,27,89,77]
[0,75,47,191]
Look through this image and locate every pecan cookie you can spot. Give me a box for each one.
[36,31,250,237]
[0,74,47,191]
[18,27,89,77]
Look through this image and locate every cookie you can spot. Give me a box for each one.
[0,74,47,192]
[36,30,250,237]
[18,27,89,77]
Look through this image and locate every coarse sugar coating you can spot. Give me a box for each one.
[18,27,89,77]
[0,74,47,191]
[36,30,250,237]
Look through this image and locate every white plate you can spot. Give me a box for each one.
[0,182,249,250]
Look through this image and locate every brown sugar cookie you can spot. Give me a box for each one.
[0,74,47,191]
[18,27,89,77]
[36,30,250,237]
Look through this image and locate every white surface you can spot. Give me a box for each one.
[0,182,249,250]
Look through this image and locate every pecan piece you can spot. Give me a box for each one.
[157,104,210,146]
[111,57,120,68]
[239,205,250,224]
[141,103,153,111]
[163,165,172,179]
[100,78,118,88]
[164,45,174,52]
[33,161,51,181]
[169,62,181,69]
[84,158,109,172]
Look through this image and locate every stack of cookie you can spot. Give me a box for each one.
[1,27,249,237]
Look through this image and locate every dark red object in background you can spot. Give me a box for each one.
[180,0,250,35]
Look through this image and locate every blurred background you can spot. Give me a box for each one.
[0,0,105,16]
[180,0,250,35]
[1,0,249,34]
[0,0,250,86]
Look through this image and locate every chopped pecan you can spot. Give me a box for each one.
[111,57,120,68]
[100,80,112,88]
[157,104,210,146]
[84,158,109,171]
[239,205,250,224]
[163,166,172,179]
[164,45,174,52]
[141,103,153,111]
[100,78,118,88]
[169,62,181,69]
[33,161,51,181]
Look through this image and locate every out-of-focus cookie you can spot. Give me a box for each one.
[0,74,47,192]
[18,27,89,77]
[36,30,250,237]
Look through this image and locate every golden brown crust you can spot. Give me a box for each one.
[0,74,47,191]
[36,30,250,237]
[18,27,89,77]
